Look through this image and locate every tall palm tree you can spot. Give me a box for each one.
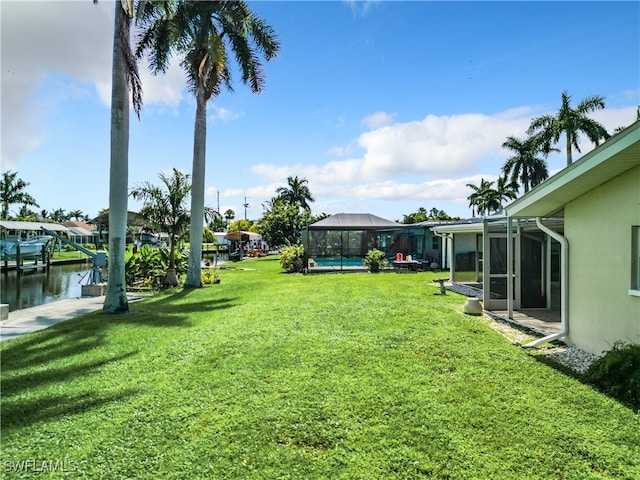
[137,0,280,288]
[102,0,144,314]
[501,135,554,194]
[1,170,39,220]
[276,176,315,212]
[527,90,610,166]
[131,168,191,286]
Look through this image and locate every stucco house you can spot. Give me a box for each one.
[433,120,639,356]
[501,119,639,355]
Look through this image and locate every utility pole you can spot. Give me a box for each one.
[243,197,250,220]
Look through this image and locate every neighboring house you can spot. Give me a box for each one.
[433,120,639,356]
[63,221,98,245]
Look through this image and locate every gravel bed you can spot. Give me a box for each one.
[488,318,599,374]
[442,281,600,374]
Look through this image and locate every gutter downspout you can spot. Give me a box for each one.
[523,217,568,348]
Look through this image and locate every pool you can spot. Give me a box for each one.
[311,257,365,267]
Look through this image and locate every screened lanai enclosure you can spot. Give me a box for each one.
[302,214,410,272]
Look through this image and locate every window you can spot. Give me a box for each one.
[631,226,640,297]
[432,235,440,250]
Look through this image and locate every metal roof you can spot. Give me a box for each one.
[0,221,69,232]
[308,213,401,230]
[505,120,640,218]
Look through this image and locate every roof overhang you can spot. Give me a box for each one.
[431,222,484,235]
[0,221,69,232]
[505,120,640,218]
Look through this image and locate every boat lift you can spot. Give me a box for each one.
[41,227,106,285]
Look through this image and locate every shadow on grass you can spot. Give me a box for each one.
[1,387,141,430]
[0,289,237,374]
[1,351,139,399]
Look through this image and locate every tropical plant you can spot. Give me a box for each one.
[102,0,144,314]
[527,90,610,166]
[130,168,191,286]
[259,198,312,247]
[1,170,39,220]
[276,176,315,212]
[50,208,69,223]
[501,134,554,193]
[136,0,280,288]
[362,248,388,272]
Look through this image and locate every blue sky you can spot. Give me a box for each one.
[2,1,639,222]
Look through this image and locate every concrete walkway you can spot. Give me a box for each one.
[0,295,142,343]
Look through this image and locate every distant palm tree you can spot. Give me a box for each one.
[466,179,501,217]
[224,209,235,229]
[51,208,68,223]
[495,176,519,209]
[69,209,84,221]
[137,0,280,288]
[276,176,315,212]
[131,168,191,286]
[528,90,609,166]
[39,209,50,221]
[501,135,554,193]
[1,170,39,220]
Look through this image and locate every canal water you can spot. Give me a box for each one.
[1,253,229,312]
[1,262,94,312]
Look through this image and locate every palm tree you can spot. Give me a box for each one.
[495,176,519,209]
[69,209,84,221]
[102,0,144,314]
[137,1,280,288]
[223,209,235,229]
[1,170,39,220]
[466,179,501,217]
[501,135,554,194]
[527,90,610,166]
[276,176,315,212]
[131,168,191,286]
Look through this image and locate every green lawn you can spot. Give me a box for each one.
[1,257,638,479]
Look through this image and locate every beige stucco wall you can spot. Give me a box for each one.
[565,164,640,355]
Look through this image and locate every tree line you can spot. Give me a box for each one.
[465,90,627,217]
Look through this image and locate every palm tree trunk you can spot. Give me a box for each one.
[185,87,207,288]
[165,236,178,286]
[566,131,573,166]
[103,3,130,313]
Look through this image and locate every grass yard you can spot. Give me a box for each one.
[1,257,638,479]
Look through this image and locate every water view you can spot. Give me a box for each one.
[1,262,93,312]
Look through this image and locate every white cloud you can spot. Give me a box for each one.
[1,1,188,170]
[362,111,395,129]
[247,104,635,218]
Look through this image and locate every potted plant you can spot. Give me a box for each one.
[362,248,388,273]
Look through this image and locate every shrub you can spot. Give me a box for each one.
[279,245,305,273]
[362,248,388,272]
[63,244,75,252]
[584,342,640,411]
[201,269,220,285]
